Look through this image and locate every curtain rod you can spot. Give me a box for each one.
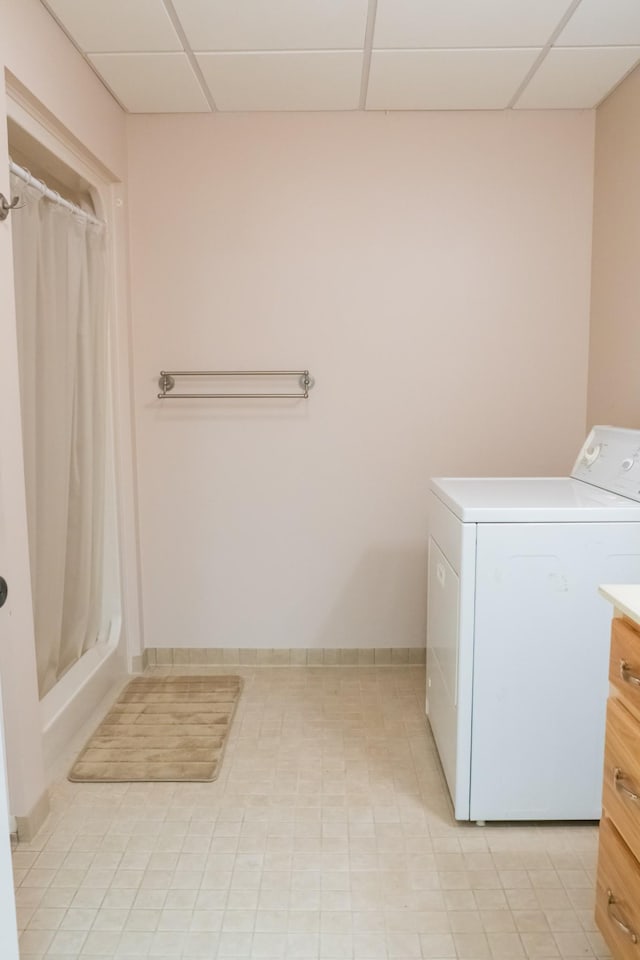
[9,160,104,227]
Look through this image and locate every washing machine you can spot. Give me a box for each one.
[426,425,640,822]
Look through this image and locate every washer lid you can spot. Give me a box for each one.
[430,476,640,523]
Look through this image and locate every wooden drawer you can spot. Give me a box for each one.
[610,618,640,720]
[596,816,640,959]
[603,698,640,860]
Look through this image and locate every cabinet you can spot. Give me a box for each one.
[596,616,640,957]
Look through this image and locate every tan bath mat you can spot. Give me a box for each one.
[68,675,243,782]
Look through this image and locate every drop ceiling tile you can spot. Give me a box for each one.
[373,0,574,49]
[44,0,182,52]
[515,46,640,108]
[172,0,369,51]
[88,54,211,113]
[558,0,640,46]
[367,49,541,110]
[196,51,362,111]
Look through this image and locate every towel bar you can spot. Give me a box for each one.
[157,369,315,399]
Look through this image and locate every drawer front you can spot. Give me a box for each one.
[603,698,640,860]
[610,618,640,719]
[596,817,640,960]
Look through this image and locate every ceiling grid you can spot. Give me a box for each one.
[41,0,640,112]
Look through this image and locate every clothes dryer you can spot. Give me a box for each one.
[427,426,640,821]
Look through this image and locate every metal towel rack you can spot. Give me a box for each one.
[157,369,315,400]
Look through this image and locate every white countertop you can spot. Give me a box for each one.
[599,584,640,626]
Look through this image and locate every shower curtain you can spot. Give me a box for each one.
[10,173,108,698]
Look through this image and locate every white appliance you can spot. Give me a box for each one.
[426,425,640,822]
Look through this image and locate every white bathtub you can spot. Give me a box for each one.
[40,616,127,774]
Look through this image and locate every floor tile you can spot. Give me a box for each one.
[11,665,602,960]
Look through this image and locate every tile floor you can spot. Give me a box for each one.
[12,664,610,960]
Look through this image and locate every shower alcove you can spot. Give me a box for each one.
[6,97,132,785]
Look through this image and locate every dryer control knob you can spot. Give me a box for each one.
[583,444,601,466]
[622,458,635,471]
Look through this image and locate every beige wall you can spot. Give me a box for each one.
[0,0,126,180]
[588,65,640,429]
[0,0,127,818]
[127,110,595,652]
